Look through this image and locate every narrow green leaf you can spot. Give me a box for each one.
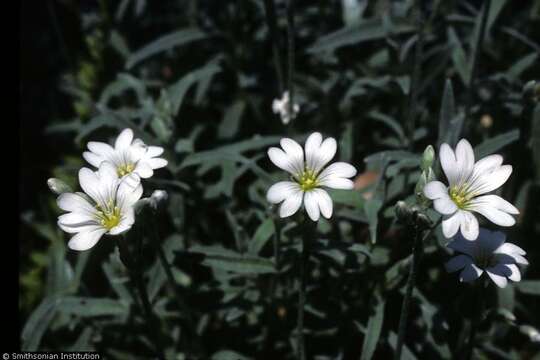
[474,129,520,158]
[22,297,62,351]
[515,281,540,295]
[249,218,276,255]
[126,28,207,69]
[60,297,129,317]
[308,18,414,54]
[360,298,386,360]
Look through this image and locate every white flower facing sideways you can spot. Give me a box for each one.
[56,162,143,251]
[423,139,519,240]
[83,128,168,178]
[445,228,527,288]
[272,91,300,125]
[266,132,357,221]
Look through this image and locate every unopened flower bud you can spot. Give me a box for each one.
[421,145,435,172]
[149,190,169,211]
[47,178,73,195]
[520,325,540,343]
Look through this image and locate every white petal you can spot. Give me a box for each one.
[423,181,448,200]
[439,143,459,186]
[318,162,357,182]
[313,189,333,219]
[267,181,301,204]
[311,137,337,173]
[68,227,107,251]
[280,138,304,175]
[117,174,143,208]
[455,139,475,185]
[59,222,100,234]
[78,168,102,204]
[98,162,119,184]
[459,211,479,240]
[108,212,134,235]
[57,193,95,213]
[469,195,518,227]
[134,162,154,178]
[304,191,320,221]
[279,189,303,218]
[305,132,323,171]
[472,154,503,175]
[147,158,168,170]
[268,147,301,176]
[58,212,96,226]
[319,177,354,190]
[468,165,512,195]
[83,151,103,168]
[442,212,462,239]
[146,146,163,158]
[485,268,508,288]
[87,141,115,157]
[495,242,526,256]
[459,263,483,282]
[115,129,134,150]
[433,196,458,215]
[445,254,473,273]
[504,264,521,282]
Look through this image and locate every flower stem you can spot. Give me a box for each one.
[117,235,165,358]
[297,220,313,360]
[286,0,295,119]
[394,218,441,360]
[464,0,492,133]
[405,0,425,151]
[263,0,284,94]
[464,282,485,360]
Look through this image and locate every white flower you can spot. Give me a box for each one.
[423,139,519,240]
[56,162,143,251]
[272,91,300,125]
[266,132,357,221]
[83,128,168,178]
[445,228,528,288]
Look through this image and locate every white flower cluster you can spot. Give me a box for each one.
[423,139,527,287]
[54,129,168,251]
[272,91,300,125]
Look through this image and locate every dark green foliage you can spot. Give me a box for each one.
[20,0,540,358]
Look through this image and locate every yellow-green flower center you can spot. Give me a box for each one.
[117,163,135,177]
[96,203,121,230]
[449,186,471,209]
[298,170,319,192]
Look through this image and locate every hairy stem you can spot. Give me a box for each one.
[394,218,441,360]
[263,0,284,94]
[117,235,165,358]
[286,0,296,119]
[464,0,492,133]
[465,282,485,360]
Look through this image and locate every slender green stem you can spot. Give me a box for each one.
[464,0,492,133]
[263,0,284,94]
[117,235,165,358]
[286,0,296,118]
[405,0,425,151]
[297,220,313,360]
[394,218,441,360]
[465,282,485,360]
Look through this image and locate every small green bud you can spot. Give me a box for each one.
[421,145,435,171]
[519,325,540,343]
[47,178,73,195]
[395,201,414,224]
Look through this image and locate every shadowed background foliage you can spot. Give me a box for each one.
[20,0,540,358]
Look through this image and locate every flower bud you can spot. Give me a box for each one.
[520,325,540,343]
[47,178,73,195]
[149,190,169,211]
[420,145,435,172]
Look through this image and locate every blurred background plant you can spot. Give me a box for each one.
[20,0,540,358]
